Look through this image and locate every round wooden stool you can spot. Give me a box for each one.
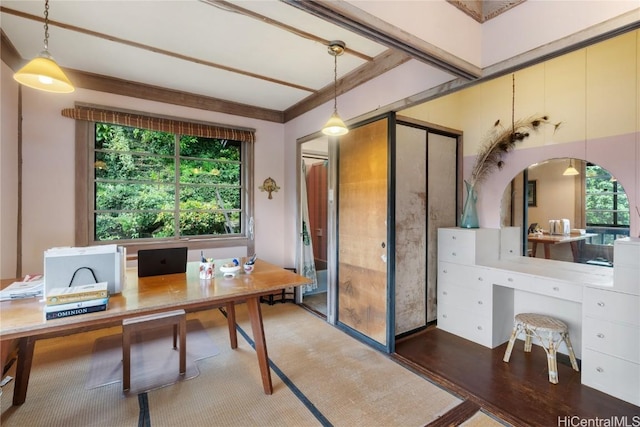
[502,313,579,384]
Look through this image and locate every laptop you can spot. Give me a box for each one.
[137,247,188,277]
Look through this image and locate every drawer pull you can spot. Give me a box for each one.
[478,277,483,281]
[596,367,604,373]
[477,301,483,305]
[443,269,448,274]
[597,301,605,307]
[451,252,457,256]
[443,291,448,296]
[553,286,560,291]
[452,236,456,240]
[597,333,605,339]
[442,314,448,319]
[477,326,483,330]
[507,277,514,282]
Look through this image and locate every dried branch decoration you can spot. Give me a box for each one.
[469,74,561,188]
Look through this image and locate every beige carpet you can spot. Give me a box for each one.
[86,319,219,394]
[1,304,507,426]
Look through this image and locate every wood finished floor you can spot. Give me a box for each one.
[394,327,640,427]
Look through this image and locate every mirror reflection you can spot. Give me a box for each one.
[502,158,630,266]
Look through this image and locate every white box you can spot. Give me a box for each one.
[44,245,125,296]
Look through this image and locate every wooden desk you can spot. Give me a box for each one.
[0,260,311,405]
[528,233,597,262]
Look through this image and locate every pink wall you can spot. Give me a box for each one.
[466,132,639,237]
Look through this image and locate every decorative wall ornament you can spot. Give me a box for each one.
[259,177,280,199]
[463,74,561,228]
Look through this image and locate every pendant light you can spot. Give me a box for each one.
[563,159,579,176]
[13,0,74,93]
[322,41,348,136]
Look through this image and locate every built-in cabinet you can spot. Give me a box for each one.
[437,227,640,406]
[581,238,640,405]
[437,228,513,348]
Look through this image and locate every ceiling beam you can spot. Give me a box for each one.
[281,0,481,81]
[1,31,284,123]
[284,48,411,122]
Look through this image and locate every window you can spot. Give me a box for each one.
[68,105,254,250]
[585,163,630,244]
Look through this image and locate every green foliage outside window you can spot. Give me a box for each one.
[585,164,629,245]
[94,123,243,241]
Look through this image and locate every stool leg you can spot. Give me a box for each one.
[562,332,580,372]
[122,329,131,392]
[178,317,187,376]
[524,328,533,352]
[546,334,559,384]
[503,323,520,363]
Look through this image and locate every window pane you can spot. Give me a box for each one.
[178,209,240,236]
[96,124,174,155]
[95,211,175,240]
[95,182,175,210]
[180,159,240,185]
[180,136,241,160]
[95,152,175,181]
[91,121,247,244]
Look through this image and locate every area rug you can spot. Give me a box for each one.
[86,319,219,395]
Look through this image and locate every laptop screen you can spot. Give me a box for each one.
[137,247,188,277]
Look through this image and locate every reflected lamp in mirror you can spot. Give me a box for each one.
[563,159,579,176]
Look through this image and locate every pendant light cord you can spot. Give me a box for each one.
[333,53,338,113]
[43,0,50,51]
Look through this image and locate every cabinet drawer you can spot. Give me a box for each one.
[614,266,640,295]
[438,281,492,318]
[584,316,640,363]
[584,288,640,326]
[438,230,477,265]
[488,269,531,290]
[582,349,640,406]
[528,279,583,302]
[437,303,492,348]
[438,262,492,289]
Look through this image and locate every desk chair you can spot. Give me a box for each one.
[122,309,187,392]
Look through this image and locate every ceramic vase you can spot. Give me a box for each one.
[460,180,479,228]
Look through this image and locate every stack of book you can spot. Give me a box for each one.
[45,282,109,320]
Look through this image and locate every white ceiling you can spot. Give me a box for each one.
[1,1,638,123]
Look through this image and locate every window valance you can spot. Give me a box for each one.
[61,106,255,143]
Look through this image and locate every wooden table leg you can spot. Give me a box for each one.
[225,302,237,349]
[246,296,272,395]
[569,241,580,262]
[531,242,538,257]
[543,243,551,259]
[13,336,36,405]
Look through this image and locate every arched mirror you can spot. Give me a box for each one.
[501,158,630,265]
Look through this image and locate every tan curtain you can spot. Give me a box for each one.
[61,105,255,143]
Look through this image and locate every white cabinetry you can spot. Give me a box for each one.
[581,237,640,406]
[437,228,513,348]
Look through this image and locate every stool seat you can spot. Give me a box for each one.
[503,313,579,384]
[122,309,187,392]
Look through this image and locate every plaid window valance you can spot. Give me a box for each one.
[61,105,255,143]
